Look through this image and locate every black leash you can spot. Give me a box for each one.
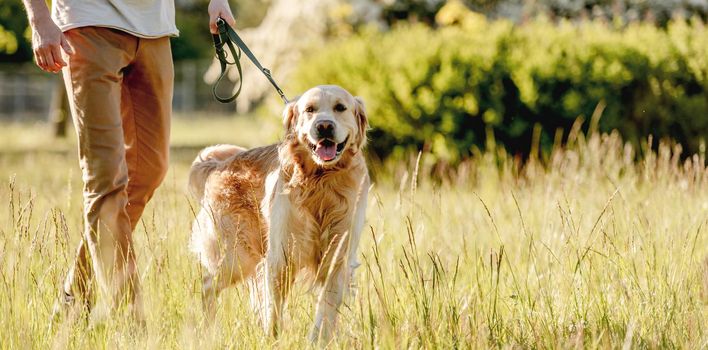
[211,17,289,104]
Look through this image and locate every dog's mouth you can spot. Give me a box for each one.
[308,136,348,163]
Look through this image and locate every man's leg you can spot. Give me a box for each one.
[59,239,93,311]
[121,36,173,230]
[61,27,140,318]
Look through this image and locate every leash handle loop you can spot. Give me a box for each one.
[211,18,289,104]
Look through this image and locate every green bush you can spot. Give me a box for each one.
[290,16,708,163]
[0,0,31,62]
[0,24,17,55]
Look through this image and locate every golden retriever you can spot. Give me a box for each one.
[188,85,369,341]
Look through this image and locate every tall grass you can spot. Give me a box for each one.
[0,118,706,348]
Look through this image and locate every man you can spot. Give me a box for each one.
[22,0,236,322]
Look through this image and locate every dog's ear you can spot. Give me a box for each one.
[354,96,369,149]
[282,99,299,134]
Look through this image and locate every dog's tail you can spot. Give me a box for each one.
[188,144,246,201]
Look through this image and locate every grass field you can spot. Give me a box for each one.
[0,116,706,349]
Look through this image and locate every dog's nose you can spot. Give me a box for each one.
[316,120,335,138]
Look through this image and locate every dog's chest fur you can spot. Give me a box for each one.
[281,156,366,270]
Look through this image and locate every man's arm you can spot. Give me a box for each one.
[208,0,236,34]
[22,0,73,73]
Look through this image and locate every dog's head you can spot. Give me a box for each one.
[282,85,368,168]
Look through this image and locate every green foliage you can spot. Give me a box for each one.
[380,0,445,25]
[0,24,18,55]
[523,0,708,25]
[383,0,708,27]
[171,2,214,61]
[0,0,32,62]
[290,16,708,163]
[171,0,271,61]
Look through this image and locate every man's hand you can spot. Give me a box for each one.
[23,0,74,73]
[208,0,236,34]
[31,20,73,73]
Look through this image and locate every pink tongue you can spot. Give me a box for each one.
[316,143,337,161]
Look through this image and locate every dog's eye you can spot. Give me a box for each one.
[305,106,315,113]
[334,103,347,112]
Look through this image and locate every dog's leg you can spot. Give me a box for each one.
[248,264,266,324]
[201,272,230,320]
[202,254,257,318]
[310,267,348,343]
[347,175,370,288]
[263,175,293,337]
[204,250,259,318]
[310,176,369,342]
[264,257,293,337]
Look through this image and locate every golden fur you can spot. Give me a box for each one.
[189,85,369,341]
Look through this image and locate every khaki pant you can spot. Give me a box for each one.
[60,27,173,317]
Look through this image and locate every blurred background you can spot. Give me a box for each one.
[1,0,706,168]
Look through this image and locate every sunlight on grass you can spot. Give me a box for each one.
[0,119,706,348]
[169,112,281,149]
[0,112,281,153]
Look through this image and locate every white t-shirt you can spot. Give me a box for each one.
[51,0,179,38]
